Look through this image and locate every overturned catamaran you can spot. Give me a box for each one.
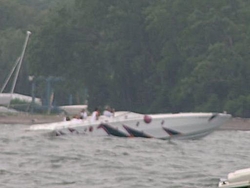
[29,111,231,139]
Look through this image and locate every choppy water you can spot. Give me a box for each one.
[0,124,249,188]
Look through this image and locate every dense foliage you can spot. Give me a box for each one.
[1,0,250,117]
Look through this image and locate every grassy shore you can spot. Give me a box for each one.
[219,117,250,131]
[0,113,64,125]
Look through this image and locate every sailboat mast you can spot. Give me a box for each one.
[10,31,32,94]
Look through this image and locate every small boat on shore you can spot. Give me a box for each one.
[218,168,250,188]
[29,111,231,140]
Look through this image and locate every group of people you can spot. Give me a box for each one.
[91,106,115,121]
[64,105,115,122]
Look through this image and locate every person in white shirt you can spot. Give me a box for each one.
[80,109,88,119]
[103,106,114,117]
[71,115,82,122]
[91,107,100,122]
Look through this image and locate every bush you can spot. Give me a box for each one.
[224,95,250,117]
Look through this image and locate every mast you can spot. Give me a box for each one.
[10,31,32,94]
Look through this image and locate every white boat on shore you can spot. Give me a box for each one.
[29,111,231,140]
[218,168,250,188]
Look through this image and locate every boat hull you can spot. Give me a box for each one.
[29,112,231,140]
[219,168,250,188]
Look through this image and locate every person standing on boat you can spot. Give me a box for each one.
[91,107,100,122]
[103,106,114,117]
[80,109,88,119]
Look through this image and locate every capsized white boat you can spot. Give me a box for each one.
[29,111,231,139]
[218,168,250,188]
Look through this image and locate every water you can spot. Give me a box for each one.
[0,124,250,188]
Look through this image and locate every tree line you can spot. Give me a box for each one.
[1,0,250,117]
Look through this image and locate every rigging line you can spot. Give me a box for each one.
[0,57,20,93]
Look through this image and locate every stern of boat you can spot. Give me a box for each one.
[209,113,232,129]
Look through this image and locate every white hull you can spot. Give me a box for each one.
[219,168,250,188]
[29,111,231,139]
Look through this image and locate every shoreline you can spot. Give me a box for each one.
[0,114,250,131]
[219,117,250,131]
[0,113,64,125]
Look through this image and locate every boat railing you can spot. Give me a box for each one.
[98,111,143,124]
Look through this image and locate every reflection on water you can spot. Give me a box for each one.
[0,124,250,188]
